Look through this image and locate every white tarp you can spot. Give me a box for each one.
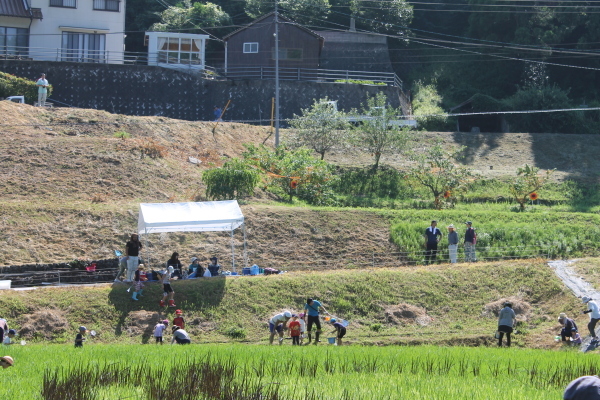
[138,200,244,234]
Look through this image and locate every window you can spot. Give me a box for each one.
[243,42,258,53]
[50,0,76,8]
[93,0,119,11]
[271,48,303,60]
[61,32,106,63]
[157,37,202,65]
[0,27,29,56]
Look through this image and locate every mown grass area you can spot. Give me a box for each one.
[2,344,597,399]
[0,261,583,347]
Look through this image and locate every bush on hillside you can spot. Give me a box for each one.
[0,71,52,104]
[203,158,261,200]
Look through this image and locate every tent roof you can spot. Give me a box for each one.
[138,200,244,234]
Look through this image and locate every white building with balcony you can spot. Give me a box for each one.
[0,0,125,63]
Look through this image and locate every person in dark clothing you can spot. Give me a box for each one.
[558,313,579,342]
[424,220,443,265]
[125,234,143,282]
[166,252,183,279]
[464,221,477,262]
[74,326,88,348]
[329,318,347,346]
[207,257,221,277]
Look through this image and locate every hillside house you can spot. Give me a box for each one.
[223,12,324,79]
[0,0,125,63]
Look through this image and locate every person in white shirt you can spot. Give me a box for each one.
[298,313,307,345]
[159,266,176,307]
[36,73,49,107]
[582,296,600,341]
[153,320,168,345]
[269,311,292,345]
[2,329,16,345]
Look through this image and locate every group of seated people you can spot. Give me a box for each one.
[166,252,221,279]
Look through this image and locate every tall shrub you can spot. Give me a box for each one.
[0,71,52,104]
[203,158,260,200]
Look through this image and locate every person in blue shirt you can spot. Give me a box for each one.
[213,106,222,121]
[424,220,442,265]
[304,298,323,345]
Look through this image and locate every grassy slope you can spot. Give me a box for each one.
[0,260,583,348]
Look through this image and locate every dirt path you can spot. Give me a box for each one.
[547,260,600,300]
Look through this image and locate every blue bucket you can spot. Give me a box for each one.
[242,267,251,276]
[327,337,336,344]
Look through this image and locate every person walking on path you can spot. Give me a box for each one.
[558,313,579,343]
[304,298,324,345]
[464,221,477,262]
[171,326,191,345]
[582,296,600,341]
[125,234,143,282]
[268,311,292,345]
[497,301,516,347]
[447,224,458,263]
[424,220,442,265]
[36,73,49,107]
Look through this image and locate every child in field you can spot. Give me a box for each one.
[159,266,176,307]
[298,313,306,345]
[173,310,185,329]
[74,326,88,348]
[171,326,191,345]
[288,315,301,345]
[2,329,16,345]
[153,320,169,344]
[329,318,346,346]
[132,264,147,301]
[572,332,582,345]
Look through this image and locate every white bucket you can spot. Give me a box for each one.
[0,280,11,290]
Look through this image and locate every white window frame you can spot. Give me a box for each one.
[243,42,258,54]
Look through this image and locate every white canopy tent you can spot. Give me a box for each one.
[137,200,246,271]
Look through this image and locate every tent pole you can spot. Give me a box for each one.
[243,222,247,269]
[231,226,236,272]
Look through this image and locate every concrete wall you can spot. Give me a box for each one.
[0,60,401,122]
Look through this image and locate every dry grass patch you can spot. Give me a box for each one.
[385,303,433,326]
[19,309,69,339]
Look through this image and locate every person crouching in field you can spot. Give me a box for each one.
[171,326,191,345]
[558,313,579,343]
[497,302,516,347]
[329,318,346,346]
[75,326,88,348]
[269,311,292,345]
[153,320,168,345]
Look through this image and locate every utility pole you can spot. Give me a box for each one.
[274,0,280,147]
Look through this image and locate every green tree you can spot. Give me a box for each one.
[407,143,474,210]
[509,164,554,211]
[412,80,449,131]
[243,144,337,204]
[344,0,413,34]
[151,1,231,32]
[285,98,351,160]
[202,158,260,200]
[245,0,330,24]
[352,92,413,171]
[0,72,52,105]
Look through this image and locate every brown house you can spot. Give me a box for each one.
[223,12,324,79]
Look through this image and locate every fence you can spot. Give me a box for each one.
[222,66,403,89]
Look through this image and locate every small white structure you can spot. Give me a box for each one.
[0,0,125,63]
[137,200,246,271]
[145,32,208,71]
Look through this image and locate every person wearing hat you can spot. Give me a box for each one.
[582,296,600,341]
[447,224,459,264]
[173,309,185,329]
[424,220,442,265]
[188,257,204,279]
[159,266,176,307]
[2,329,17,345]
[171,325,191,345]
[0,355,13,369]
[464,221,477,262]
[131,264,147,301]
[329,318,347,346]
[207,257,221,277]
[564,375,600,400]
[497,301,516,347]
[269,311,293,345]
[558,313,579,343]
[74,326,88,348]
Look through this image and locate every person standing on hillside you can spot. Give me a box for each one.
[464,221,477,262]
[447,224,458,263]
[160,266,176,307]
[497,301,516,347]
[36,73,49,107]
[125,234,143,283]
[558,313,579,343]
[582,296,600,341]
[304,298,324,345]
[173,309,185,329]
[424,220,443,265]
[288,315,301,345]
